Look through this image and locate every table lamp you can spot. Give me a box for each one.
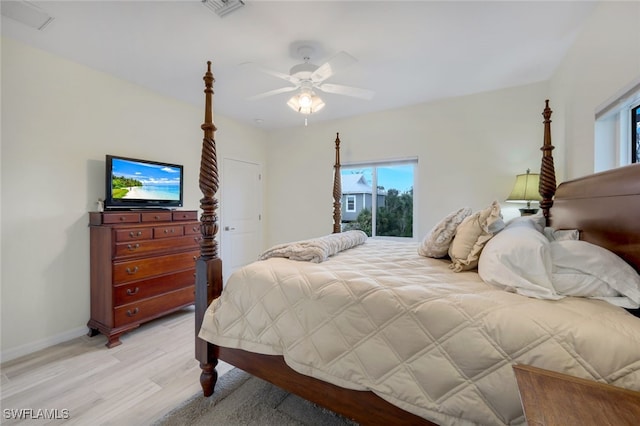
[506,169,542,215]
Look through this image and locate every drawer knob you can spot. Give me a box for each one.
[129,231,142,237]
[163,228,175,234]
[119,216,126,221]
[127,243,140,251]
[126,287,140,296]
[126,266,139,275]
[126,307,139,317]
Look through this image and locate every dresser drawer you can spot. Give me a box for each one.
[153,225,184,239]
[114,235,200,259]
[114,227,153,242]
[114,285,194,327]
[173,211,197,221]
[141,211,172,222]
[112,250,198,284]
[102,212,141,224]
[113,269,195,306]
[184,223,201,235]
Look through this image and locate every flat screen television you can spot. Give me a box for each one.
[105,155,184,210]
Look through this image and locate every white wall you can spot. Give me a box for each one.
[550,1,640,179]
[265,82,551,246]
[263,1,640,246]
[0,38,267,361]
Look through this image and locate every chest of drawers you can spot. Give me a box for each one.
[87,210,200,347]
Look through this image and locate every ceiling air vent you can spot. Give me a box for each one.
[202,0,245,18]
[1,1,54,30]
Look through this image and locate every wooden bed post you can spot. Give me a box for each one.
[539,99,556,224]
[332,133,342,233]
[195,61,222,397]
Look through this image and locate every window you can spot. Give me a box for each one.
[340,159,416,238]
[594,80,640,170]
[346,195,356,212]
[632,103,640,163]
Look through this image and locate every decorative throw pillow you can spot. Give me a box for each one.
[418,207,472,258]
[448,200,505,272]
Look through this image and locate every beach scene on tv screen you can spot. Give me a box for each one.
[111,158,181,200]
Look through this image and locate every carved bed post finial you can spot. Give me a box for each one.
[199,60,219,260]
[333,133,342,233]
[195,61,222,397]
[539,99,556,225]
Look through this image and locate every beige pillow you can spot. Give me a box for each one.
[449,200,504,272]
[418,207,472,258]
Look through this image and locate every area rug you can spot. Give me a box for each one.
[155,368,357,425]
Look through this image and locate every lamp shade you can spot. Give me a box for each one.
[506,169,542,203]
[287,91,325,115]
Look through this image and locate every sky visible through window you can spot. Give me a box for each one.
[343,164,413,193]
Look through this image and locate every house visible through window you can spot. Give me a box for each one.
[340,160,416,238]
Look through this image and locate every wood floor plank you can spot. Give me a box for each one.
[0,307,228,424]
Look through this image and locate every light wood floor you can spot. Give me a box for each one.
[0,307,233,425]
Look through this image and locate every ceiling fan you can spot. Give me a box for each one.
[246,44,375,113]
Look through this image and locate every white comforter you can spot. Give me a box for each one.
[199,239,640,426]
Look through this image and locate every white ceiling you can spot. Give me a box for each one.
[1,0,597,129]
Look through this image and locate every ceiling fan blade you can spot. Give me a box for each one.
[316,83,375,100]
[310,51,357,83]
[248,86,298,101]
[241,62,300,85]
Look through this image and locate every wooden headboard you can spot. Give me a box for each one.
[549,163,640,273]
[537,99,640,274]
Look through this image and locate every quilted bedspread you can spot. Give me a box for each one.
[199,239,640,426]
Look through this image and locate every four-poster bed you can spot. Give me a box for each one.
[193,62,640,425]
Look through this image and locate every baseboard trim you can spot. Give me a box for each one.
[0,326,88,364]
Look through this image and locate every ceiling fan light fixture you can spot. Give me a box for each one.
[299,92,313,108]
[287,92,325,115]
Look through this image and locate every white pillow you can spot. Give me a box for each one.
[449,201,505,272]
[507,212,546,233]
[418,207,472,258]
[478,216,559,299]
[550,240,640,309]
[544,227,579,242]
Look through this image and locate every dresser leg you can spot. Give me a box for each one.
[106,333,123,348]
